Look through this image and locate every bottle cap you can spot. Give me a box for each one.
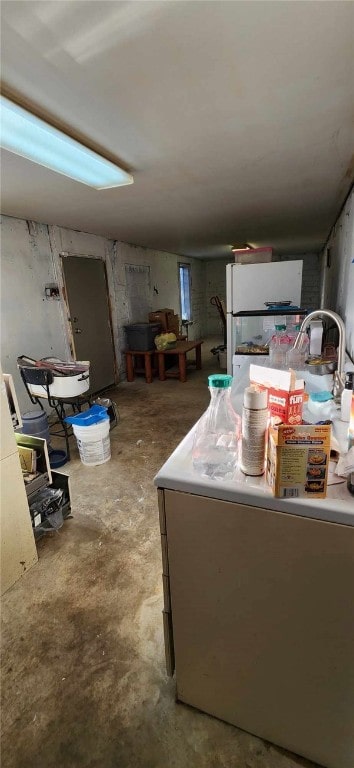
[208,374,233,388]
[243,386,268,409]
[275,325,286,331]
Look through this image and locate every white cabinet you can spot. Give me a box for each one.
[159,488,354,768]
[1,364,37,594]
[1,373,18,461]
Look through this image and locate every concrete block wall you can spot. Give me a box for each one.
[112,241,205,374]
[320,188,354,361]
[204,258,232,338]
[0,215,207,410]
[278,253,322,309]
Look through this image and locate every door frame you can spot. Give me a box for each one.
[60,253,118,386]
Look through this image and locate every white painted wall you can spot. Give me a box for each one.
[321,188,354,361]
[0,218,68,410]
[0,215,207,412]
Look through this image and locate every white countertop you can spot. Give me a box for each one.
[154,424,354,527]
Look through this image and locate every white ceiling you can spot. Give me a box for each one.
[1,0,353,258]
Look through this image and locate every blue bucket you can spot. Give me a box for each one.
[21,410,50,444]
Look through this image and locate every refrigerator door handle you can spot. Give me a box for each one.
[226,263,233,313]
[227,314,234,376]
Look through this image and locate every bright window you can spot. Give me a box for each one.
[179,264,192,321]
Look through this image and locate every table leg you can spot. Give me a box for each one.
[126,353,135,382]
[195,343,202,370]
[179,353,187,382]
[158,353,166,381]
[144,353,153,384]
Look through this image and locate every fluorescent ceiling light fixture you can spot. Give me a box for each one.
[0,95,133,189]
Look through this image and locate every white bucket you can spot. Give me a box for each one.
[73,419,111,466]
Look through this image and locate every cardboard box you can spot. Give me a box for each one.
[149,310,173,331]
[250,365,304,425]
[149,310,180,335]
[167,315,180,335]
[18,445,37,474]
[267,423,331,499]
[234,247,273,264]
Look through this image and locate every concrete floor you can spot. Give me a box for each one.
[1,341,318,768]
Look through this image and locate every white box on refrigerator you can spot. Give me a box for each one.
[234,246,273,264]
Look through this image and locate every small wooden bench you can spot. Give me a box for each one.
[123,349,157,384]
[156,340,203,383]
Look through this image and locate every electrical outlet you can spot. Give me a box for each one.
[45,283,60,299]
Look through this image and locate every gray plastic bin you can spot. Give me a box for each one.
[124,323,161,351]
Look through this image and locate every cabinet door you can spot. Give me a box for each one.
[1,374,17,461]
[1,452,38,594]
[164,490,354,768]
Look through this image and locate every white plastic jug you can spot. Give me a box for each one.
[193,374,240,480]
[269,325,290,369]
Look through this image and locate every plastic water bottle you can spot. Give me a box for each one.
[286,330,309,370]
[341,372,354,422]
[193,374,240,480]
[287,323,301,346]
[269,325,290,369]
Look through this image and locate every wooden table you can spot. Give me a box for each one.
[157,340,203,383]
[124,349,157,384]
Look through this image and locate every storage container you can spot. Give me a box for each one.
[233,246,273,264]
[17,356,90,399]
[232,309,308,359]
[65,405,111,466]
[124,322,161,351]
[28,371,90,399]
[72,420,111,466]
[21,410,51,444]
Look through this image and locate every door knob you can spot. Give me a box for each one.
[74,329,82,334]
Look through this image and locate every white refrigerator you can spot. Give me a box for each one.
[226,260,303,374]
